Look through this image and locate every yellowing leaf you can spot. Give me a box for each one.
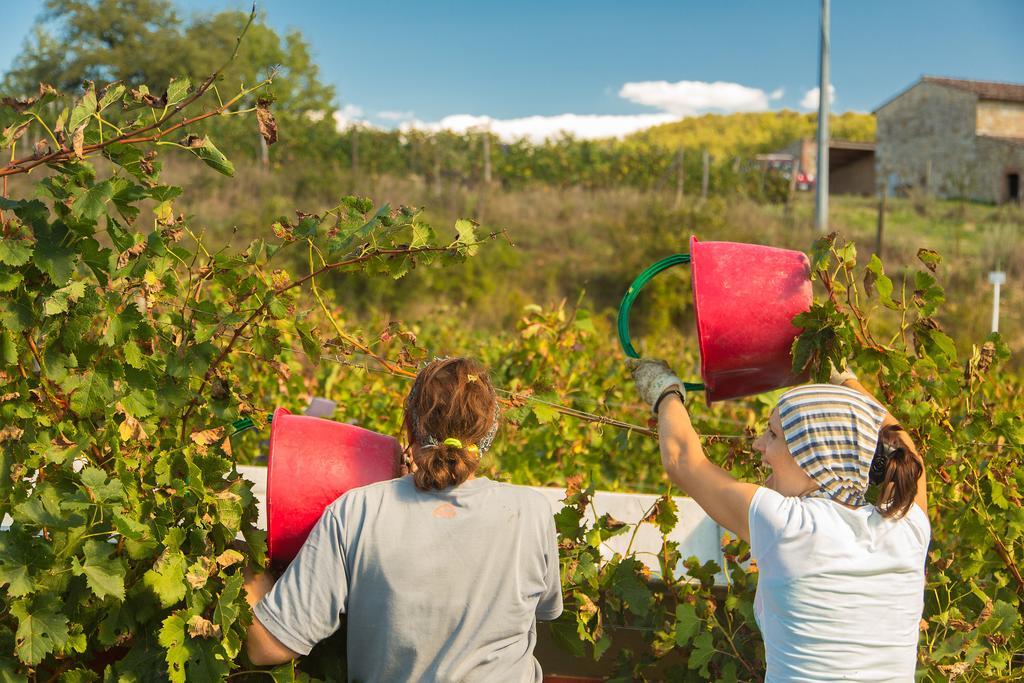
[215,549,244,568]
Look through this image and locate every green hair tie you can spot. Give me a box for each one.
[443,437,463,448]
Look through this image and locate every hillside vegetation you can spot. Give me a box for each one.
[628,110,877,156]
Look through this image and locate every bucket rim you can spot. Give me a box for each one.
[265,406,293,560]
[688,235,715,406]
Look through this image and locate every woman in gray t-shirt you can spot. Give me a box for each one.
[243,358,563,682]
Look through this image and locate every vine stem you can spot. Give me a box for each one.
[178,241,484,441]
[307,240,411,378]
[624,497,660,558]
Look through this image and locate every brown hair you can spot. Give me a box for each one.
[403,358,498,491]
[873,425,924,519]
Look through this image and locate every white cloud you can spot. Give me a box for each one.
[618,80,784,116]
[800,85,836,110]
[400,112,679,143]
[377,110,415,121]
[333,104,370,128]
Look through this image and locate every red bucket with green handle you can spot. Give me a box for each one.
[618,236,812,403]
[266,407,401,565]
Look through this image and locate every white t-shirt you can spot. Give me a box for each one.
[748,487,930,682]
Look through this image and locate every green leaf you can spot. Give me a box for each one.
[32,224,76,286]
[296,323,321,365]
[532,402,559,425]
[158,612,189,683]
[864,254,894,306]
[214,572,244,635]
[0,271,23,292]
[0,239,33,266]
[69,370,114,417]
[14,484,86,530]
[187,137,234,176]
[43,280,86,315]
[80,467,124,504]
[652,494,678,535]
[917,248,941,272]
[11,596,69,666]
[158,611,229,682]
[610,557,652,617]
[930,330,957,361]
[97,83,126,111]
[72,540,126,601]
[454,219,479,255]
[72,180,115,222]
[144,551,188,608]
[0,534,36,597]
[0,329,18,366]
[165,78,191,107]
[68,85,98,132]
[674,603,701,646]
[687,630,715,672]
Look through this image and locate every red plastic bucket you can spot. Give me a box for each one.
[618,236,812,402]
[266,408,401,565]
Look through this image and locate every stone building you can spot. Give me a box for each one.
[874,76,1024,204]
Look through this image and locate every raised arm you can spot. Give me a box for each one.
[831,367,928,514]
[630,359,759,542]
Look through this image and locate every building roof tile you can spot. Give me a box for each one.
[922,76,1024,103]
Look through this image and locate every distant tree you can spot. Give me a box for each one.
[2,0,340,162]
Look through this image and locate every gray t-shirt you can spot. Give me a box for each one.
[254,475,563,682]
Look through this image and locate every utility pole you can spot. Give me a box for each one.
[350,125,360,178]
[482,130,492,185]
[701,149,710,200]
[814,0,830,233]
[675,148,685,206]
[875,187,887,257]
[989,270,1006,333]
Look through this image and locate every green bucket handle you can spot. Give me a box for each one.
[617,254,705,393]
[229,413,272,437]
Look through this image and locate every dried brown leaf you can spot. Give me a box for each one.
[187,614,221,639]
[0,425,24,443]
[255,99,277,146]
[72,123,86,158]
[215,549,244,568]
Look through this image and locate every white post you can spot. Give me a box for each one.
[988,271,1006,333]
[814,0,830,233]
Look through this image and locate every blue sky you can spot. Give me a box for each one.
[2,1,1022,140]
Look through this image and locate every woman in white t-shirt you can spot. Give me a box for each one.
[629,360,929,682]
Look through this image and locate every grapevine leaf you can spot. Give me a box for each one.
[68,84,98,132]
[11,596,69,666]
[72,540,126,601]
[674,603,701,646]
[0,239,32,266]
[143,551,188,608]
[165,77,191,107]
[0,271,23,292]
[186,136,234,176]
[72,180,115,221]
[69,370,114,417]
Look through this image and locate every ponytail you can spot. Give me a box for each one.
[871,425,923,519]
[412,442,479,491]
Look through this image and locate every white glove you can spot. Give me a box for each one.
[829,362,857,385]
[627,358,686,413]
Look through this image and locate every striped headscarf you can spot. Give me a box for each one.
[777,384,887,507]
